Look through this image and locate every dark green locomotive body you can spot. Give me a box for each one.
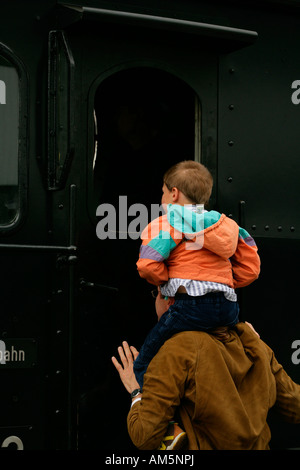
[0,0,299,449]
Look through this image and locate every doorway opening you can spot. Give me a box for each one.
[92,67,200,211]
[90,66,201,330]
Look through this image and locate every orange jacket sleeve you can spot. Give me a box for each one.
[136,215,183,286]
[231,228,261,289]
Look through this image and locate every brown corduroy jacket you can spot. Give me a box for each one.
[127,323,300,450]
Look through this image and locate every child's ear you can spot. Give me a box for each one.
[168,297,175,307]
[171,187,179,202]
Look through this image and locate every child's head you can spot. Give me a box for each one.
[163,160,213,205]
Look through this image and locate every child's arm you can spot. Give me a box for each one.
[136,215,183,286]
[137,253,168,286]
[231,228,261,289]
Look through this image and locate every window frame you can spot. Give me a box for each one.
[0,42,28,233]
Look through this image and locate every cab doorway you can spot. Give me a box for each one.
[91,66,201,344]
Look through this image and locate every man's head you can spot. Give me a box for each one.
[151,286,175,320]
[162,160,213,206]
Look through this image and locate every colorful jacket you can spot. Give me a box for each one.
[137,204,260,289]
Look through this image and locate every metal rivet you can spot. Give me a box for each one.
[228,104,234,110]
[277,226,282,232]
[251,225,256,230]
[264,225,270,231]
[229,68,235,74]
[228,140,234,146]
[290,226,295,232]
[227,177,233,183]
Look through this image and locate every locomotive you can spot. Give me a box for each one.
[0,0,299,450]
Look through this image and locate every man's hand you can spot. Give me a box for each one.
[112,341,140,394]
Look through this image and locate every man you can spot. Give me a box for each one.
[112,289,300,450]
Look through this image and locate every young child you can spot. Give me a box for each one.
[134,160,260,449]
[134,160,260,388]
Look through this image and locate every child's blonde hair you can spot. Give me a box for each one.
[163,160,213,205]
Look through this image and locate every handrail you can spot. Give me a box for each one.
[0,243,77,253]
[60,5,258,45]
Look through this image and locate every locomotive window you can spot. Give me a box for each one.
[0,54,19,226]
